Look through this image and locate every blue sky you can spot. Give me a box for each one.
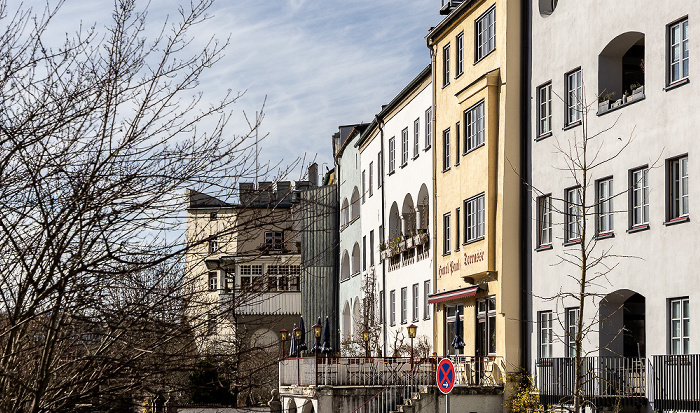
[51,0,442,182]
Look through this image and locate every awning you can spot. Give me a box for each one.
[427,286,479,304]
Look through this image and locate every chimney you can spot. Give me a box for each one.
[440,0,463,15]
[277,181,292,203]
[308,163,319,188]
[239,182,255,206]
[259,181,273,205]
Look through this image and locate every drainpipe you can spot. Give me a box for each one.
[378,114,387,357]
[520,0,532,373]
[427,38,438,358]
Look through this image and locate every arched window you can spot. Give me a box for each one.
[350,187,360,220]
[351,243,360,275]
[539,0,558,16]
[598,32,645,110]
[341,251,350,281]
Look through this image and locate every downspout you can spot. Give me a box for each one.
[520,0,532,372]
[427,38,439,357]
[378,114,387,357]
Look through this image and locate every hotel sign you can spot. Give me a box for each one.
[439,250,485,276]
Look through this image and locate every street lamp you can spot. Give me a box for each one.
[362,329,370,358]
[279,328,289,360]
[407,324,417,368]
[313,322,322,387]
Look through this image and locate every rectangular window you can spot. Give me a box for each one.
[668,156,689,220]
[443,43,451,86]
[379,290,384,323]
[597,178,614,235]
[464,100,485,152]
[209,212,218,221]
[388,138,396,173]
[566,187,582,242]
[369,230,375,266]
[630,168,649,228]
[475,6,496,61]
[402,127,409,165]
[566,307,579,357]
[412,283,419,322]
[537,195,552,247]
[362,235,367,272]
[669,19,689,84]
[378,152,383,188]
[566,69,583,126]
[362,170,366,204]
[455,207,461,250]
[390,290,396,326]
[455,122,461,165]
[208,271,218,291]
[424,280,431,320]
[265,231,284,250]
[443,128,451,171]
[443,212,451,254]
[207,313,217,336]
[413,118,420,158]
[539,311,553,358]
[456,31,464,76]
[369,162,374,197]
[208,237,218,254]
[401,287,407,324]
[425,108,432,149]
[476,297,497,355]
[537,82,552,137]
[446,304,465,356]
[465,193,485,242]
[670,297,690,355]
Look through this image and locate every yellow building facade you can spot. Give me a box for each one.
[428,0,521,377]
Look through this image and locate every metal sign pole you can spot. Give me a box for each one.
[446,394,450,413]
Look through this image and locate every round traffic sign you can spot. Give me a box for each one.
[436,358,455,394]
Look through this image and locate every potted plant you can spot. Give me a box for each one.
[598,92,615,112]
[405,235,414,248]
[413,233,422,245]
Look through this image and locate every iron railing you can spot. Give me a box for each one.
[449,355,505,386]
[650,354,700,412]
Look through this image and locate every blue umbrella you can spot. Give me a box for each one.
[289,323,297,357]
[320,316,332,354]
[297,316,308,352]
[451,310,465,349]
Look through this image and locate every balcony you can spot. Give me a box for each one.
[650,354,700,412]
[220,290,301,315]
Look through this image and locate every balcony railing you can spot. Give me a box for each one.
[220,290,301,315]
[537,357,646,408]
[450,355,505,386]
[650,354,700,412]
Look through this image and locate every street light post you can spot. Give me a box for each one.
[294,326,302,385]
[407,324,417,369]
[279,328,289,360]
[313,322,322,387]
[362,329,370,358]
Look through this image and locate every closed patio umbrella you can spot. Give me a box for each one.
[320,316,332,354]
[297,316,308,352]
[289,323,297,357]
[451,309,465,350]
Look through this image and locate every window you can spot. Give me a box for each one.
[412,283,419,322]
[208,271,218,291]
[378,152,383,188]
[443,43,451,86]
[537,195,552,247]
[476,297,496,355]
[388,138,396,174]
[207,313,217,336]
[445,304,465,356]
[668,156,689,220]
[669,19,689,85]
[424,281,431,320]
[539,311,553,358]
[566,307,579,357]
[362,170,366,204]
[210,212,218,221]
[442,128,451,171]
[566,187,582,242]
[208,237,218,254]
[454,122,460,165]
[390,290,396,326]
[456,31,464,76]
[425,108,432,149]
[455,207,461,250]
[537,82,552,137]
[597,178,614,235]
[379,291,384,323]
[464,193,485,242]
[630,168,649,228]
[362,236,367,272]
[401,287,407,324]
[239,264,263,291]
[566,69,583,126]
[413,118,420,158]
[475,6,496,61]
[265,231,284,250]
[369,162,374,197]
[464,101,485,152]
[369,230,375,266]
[401,127,409,166]
[670,298,690,355]
[443,212,451,254]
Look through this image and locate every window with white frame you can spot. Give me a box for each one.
[443,128,451,171]
[412,283,419,322]
[566,69,582,126]
[208,271,218,291]
[670,297,689,355]
[538,82,552,137]
[456,31,464,76]
[443,43,451,86]
[414,118,420,158]
[362,170,366,204]
[464,100,485,152]
[388,138,396,174]
[465,193,485,242]
[424,280,431,319]
[630,168,649,228]
[208,237,218,254]
[443,212,451,254]
[425,108,432,149]
[566,307,579,357]
[401,287,407,324]
[265,231,283,250]
[445,304,465,356]
[477,297,497,355]
[539,311,553,358]
[566,187,582,242]
[369,162,373,197]
[669,19,689,85]
[475,6,496,61]
[537,195,552,247]
[240,264,264,291]
[597,178,614,235]
[668,156,689,220]
[401,127,409,166]
[390,290,396,326]
[378,151,383,188]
